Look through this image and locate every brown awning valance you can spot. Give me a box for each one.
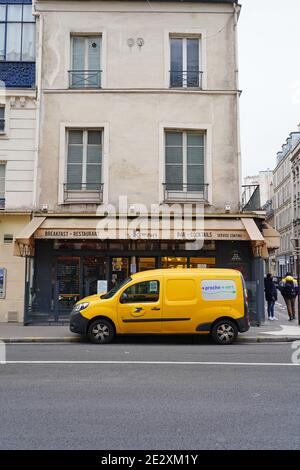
[14,215,272,256]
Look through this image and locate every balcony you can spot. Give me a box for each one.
[163,183,209,203]
[63,183,103,204]
[68,70,102,89]
[169,70,203,89]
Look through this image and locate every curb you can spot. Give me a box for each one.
[0,337,83,344]
[1,336,300,344]
[238,336,300,343]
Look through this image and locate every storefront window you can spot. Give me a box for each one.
[111,257,129,287]
[189,257,216,268]
[161,257,188,269]
[53,240,108,251]
[138,257,156,271]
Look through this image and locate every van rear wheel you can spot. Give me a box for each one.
[88,319,115,344]
[212,320,238,345]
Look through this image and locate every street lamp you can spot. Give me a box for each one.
[290,238,300,326]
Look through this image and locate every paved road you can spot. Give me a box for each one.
[0,342,300,450]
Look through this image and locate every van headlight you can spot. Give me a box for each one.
[73,302,90,312]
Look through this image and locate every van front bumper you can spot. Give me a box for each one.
[70,311,89,335]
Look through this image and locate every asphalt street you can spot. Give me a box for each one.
[0,342,300,450]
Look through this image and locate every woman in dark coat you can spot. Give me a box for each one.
[264,274,278,321]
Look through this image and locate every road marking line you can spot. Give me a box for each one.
[3,360,300,366]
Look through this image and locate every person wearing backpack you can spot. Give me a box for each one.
[279,273,299,321]
[264,274,278,321]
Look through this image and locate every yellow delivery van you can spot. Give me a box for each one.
[70,268,250,345]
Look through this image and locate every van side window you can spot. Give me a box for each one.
[120,281,160,303]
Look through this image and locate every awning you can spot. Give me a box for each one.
[15,216,46,244]
[14,217,46,256]
[32,216,254,242]
[15,216,259,241]
[241,218,264,242]
[14,215,271,256]
[262,222,280,250]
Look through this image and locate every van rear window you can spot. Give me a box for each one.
[201,280,237,301]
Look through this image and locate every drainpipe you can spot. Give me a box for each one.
[233,3,242,210]
[32,0,43,211]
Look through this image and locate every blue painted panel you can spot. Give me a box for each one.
[0,61,35,88]
[0,1,32,4]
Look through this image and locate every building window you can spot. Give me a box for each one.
[0,3,35,62]
[0,163,5,209]
[65,129,103,203]
[164,130,207,201]
[0,106,4,132]
[69,36,101,88]
[170,37,202,88]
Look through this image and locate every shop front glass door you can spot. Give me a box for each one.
[83,256,107,297]
[56,256,80,319]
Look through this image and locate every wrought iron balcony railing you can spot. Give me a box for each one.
[63,183,103,203]
[68,70,102,88]
[169,70,203,89]
[163,183,209,202]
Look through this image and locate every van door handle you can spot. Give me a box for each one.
[151,307,161,311]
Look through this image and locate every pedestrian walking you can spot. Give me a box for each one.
[279,272,299,321]
[264,274,278,321]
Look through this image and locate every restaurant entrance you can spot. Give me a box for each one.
[54,255,107,319]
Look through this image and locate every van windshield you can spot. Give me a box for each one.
[100,277,132,300]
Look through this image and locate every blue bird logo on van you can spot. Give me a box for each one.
[134,307,143,313]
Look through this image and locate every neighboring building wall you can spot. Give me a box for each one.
[273,130,300,277]
[291,139,300,243]
[0,91,36,210]
[0,215,30,322]
[0,0,36,322]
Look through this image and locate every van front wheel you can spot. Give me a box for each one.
[88,319,115,344]
[211,320,238,345]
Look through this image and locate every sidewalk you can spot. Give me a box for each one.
[0,298,299,344]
